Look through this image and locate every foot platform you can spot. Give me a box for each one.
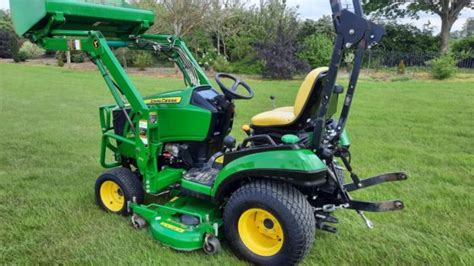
[184,168,219,186]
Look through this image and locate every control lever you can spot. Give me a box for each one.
[270,95,276,109]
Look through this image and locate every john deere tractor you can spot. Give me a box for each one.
[10,0,407,264]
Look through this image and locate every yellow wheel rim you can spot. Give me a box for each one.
[100,180,125,212]
[238,208,284,257]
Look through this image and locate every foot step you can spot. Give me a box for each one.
[184,168,219,186]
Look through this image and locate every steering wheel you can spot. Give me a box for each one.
[215,73,254,100]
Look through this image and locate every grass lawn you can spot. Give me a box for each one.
[0,63,473,265]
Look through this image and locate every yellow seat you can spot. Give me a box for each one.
[251,67,328,127]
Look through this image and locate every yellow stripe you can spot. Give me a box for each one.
[160,222,185,233]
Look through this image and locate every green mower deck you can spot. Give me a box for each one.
[131,196,222,252]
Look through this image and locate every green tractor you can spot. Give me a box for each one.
[10,0,407,264]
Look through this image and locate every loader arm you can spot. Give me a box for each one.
[9,0,212,189]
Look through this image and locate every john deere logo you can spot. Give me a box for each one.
[145,97,182,105]
[93,39,100,48]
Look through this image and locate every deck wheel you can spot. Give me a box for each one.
[203,234,221,255]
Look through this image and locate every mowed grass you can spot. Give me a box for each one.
[0,63,473,265]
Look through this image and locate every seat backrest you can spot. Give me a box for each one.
[293,67,328,117]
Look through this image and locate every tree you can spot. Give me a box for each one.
[206,0,247,57]
[256,22,310,79]
[298,33,333,68]
[451,35,474,54]
[364,0,473,53]
[160,0,211,37]
[0,10,20,61]
[253,0,310,79]
[297,16,334,42]
[0,9,14,32]
[380,22,439,53]
[462,18,474,37]
[0,30,14,58]
[130,0,170,34]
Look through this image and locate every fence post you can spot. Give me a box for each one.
[366,49,371,75]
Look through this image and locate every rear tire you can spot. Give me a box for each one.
[95,167,144,216]
[223,180,316,265]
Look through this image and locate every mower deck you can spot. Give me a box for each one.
[131,196,222,251]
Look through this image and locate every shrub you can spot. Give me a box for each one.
[212,55,230,72]
[255,23,309,79]
[344,52,355,72]
[10,36,21,63]
[398,59,406,75]
[71,52,84,63]
[18,50,28,62]
[451,36,474,54]
[133,51,154,71]
[114,47,129,68]
[431,54,456,80]
[196,48,218,71]
[298,33,333,68]
[56,51,65,67]
[19,41,45,59]
[55,50,85,64]
[0,30,14,58]
[229,59,264,75]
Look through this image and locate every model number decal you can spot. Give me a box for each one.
[146,97,182,105]
[160,222,185,233]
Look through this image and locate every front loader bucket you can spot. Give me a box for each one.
[10,0,155,39]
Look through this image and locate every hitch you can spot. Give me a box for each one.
[348,199,405,212]
[344,172,408,192]
[331,169,408,229]
[315,211,339,233]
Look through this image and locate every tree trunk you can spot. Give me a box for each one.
[66,51,71,65]
[223,38,228,58]
[440,16,454,54]
[122,54,127,69]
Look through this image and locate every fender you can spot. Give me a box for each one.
[211,148,327,202]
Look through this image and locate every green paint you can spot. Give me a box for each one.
[211,149,327,196]
[181,179,212,195]
[9,0,154,38]
[339,129,351,147]
[147,168,185,193]
[282,134,300,144]
[146,89,213,142]
[131,196,221,251]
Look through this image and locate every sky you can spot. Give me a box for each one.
[1,0,472,33]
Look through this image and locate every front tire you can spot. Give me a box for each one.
[95,167,144,216]
[223,180,316,265]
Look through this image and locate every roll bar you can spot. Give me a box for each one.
[312,0,385,151]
